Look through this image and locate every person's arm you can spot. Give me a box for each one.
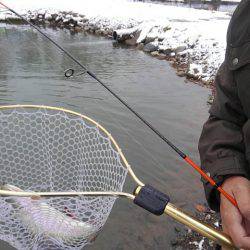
[199,62,250,248]
[199,62,248,211]
[199,0,250,212]
[199,1,250,248]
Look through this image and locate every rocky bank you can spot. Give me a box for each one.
[0,4,232,99]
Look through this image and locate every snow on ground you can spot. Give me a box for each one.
[0,0,233,82]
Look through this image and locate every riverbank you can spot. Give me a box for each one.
[172,204,221,249]
[0,0,234,95]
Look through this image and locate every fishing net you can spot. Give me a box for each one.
[0,106,128,250]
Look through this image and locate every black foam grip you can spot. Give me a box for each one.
[133,185,170,215]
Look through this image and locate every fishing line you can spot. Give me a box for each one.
[4,11,175,181]
[4,16,95,105]
[94,99,166,179]
[0,2,237,208]
[2,17,65,79]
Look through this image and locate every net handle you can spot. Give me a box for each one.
[0,188,235,248]
[133,187,235,249]
[0,104,144,187]
[164,203,235,249]
[0,190,135,199]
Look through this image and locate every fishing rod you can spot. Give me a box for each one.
[0,1,237,208]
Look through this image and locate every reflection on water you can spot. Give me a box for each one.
[0,24,210,249]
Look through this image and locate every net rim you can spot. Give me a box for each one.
[0,104,144,189]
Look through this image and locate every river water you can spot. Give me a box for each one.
[0,24,210,249]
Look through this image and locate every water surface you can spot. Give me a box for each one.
[0,24,210,249]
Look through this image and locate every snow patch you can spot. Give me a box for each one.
[0,0,233,83]
[189,237,205,250]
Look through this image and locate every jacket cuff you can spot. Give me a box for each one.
[202,156,250,212]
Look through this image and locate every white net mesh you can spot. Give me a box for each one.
[0,106,128,250]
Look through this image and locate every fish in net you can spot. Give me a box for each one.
[0,105,128,249]
[0,105,235,249]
